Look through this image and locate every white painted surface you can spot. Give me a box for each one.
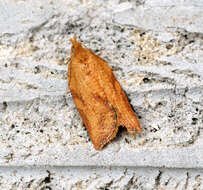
[0,0,203,189]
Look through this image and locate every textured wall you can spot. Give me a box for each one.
[0,0,203,189]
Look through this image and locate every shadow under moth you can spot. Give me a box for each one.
[68,36,142,150]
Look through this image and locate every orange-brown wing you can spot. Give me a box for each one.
[86,50,142,133]
[68,36,141,150]
[68,79,118,150]
[67,40,118,150]
[75,94,118,150]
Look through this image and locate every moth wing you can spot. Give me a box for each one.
[71,91,118,150]
[67,63,71,86]
[68,37,120,150]
[92,55,142,133]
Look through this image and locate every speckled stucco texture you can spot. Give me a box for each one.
[0,0,203,189]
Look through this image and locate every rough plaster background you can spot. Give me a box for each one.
[0,0,203,189]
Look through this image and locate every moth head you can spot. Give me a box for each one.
[70,36,89,64]
[70,36,82,54]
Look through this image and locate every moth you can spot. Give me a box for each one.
[68,36,142,150]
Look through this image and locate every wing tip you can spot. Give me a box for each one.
[93,126,119,150]
[126,120,142,134]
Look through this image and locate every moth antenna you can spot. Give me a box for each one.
[70,36,81,50]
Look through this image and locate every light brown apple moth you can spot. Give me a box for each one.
[68,36,142,150]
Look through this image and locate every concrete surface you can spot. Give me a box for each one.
[0,0,203,189]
